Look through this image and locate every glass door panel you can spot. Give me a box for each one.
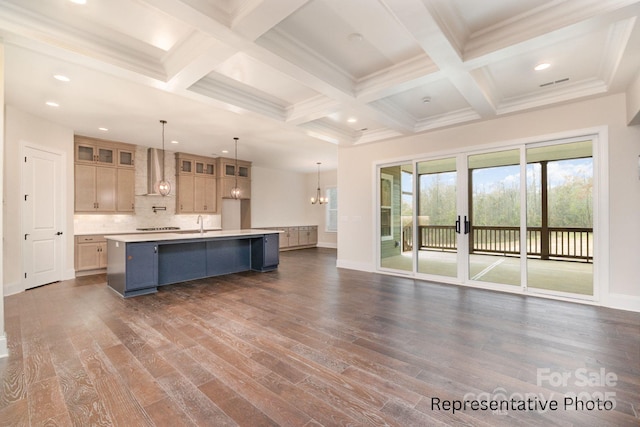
[526,140,594,296]
[468,149,521,286]
[416,157,458,277]
[379,164,413,272]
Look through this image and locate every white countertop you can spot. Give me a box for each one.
[76,228,222,236]
[106,229,281,243]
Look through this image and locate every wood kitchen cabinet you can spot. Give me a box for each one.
[75,235,108,272]
[274,226,318,250]
[74,136,136,213]
[75,164,117,212]
[175,153,217,214]
[218,157,251,199]
[117,168,135,212]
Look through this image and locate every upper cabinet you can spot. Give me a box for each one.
[74,136,136,213]
[175,153,218,214]
[218,157,251,199]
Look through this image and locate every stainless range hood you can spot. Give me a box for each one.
[146,148,167,195]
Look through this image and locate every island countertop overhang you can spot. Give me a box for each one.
[106,228,282,243]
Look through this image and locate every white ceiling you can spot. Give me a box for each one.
[1,0,639,173]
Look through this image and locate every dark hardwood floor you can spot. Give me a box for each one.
[1,248,638,426]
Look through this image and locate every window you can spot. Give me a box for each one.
[380,173,393,240]
[325,187,338,232]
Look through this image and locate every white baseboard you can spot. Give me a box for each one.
[317,242,337,249]
[3,280,23,297]
[336,259,374,272]
[603,293,640,312]
[64,268,76,280]
[0,334,8,358]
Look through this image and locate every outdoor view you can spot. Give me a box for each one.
[380,140,594,297]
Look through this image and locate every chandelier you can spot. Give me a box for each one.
[158,120,171,196]
[230,137,241,199]
[311,162,327,204]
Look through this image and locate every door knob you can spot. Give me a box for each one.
[56,231,63,235]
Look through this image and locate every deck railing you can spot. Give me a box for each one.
[414,225,593,262]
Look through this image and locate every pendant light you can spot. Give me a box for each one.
[311,162,327,204]
[158,120,171,196]
[230,137,241,199]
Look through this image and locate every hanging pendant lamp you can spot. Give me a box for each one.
[311,162,327,204]
[158,120,171,196]
[230,137,241,199]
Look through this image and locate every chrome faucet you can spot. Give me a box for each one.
[197,215,203,235]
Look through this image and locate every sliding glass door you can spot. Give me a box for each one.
[377,136,596,300]
[525,140,594,296]
[379,163,413,273]
[416,157,458,278]
[467,149,522,287]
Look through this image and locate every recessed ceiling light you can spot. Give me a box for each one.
[171,140,179,144]
[45,101,59,107]
[98,127,108,131]
[53,74,70,82]
[70,0,87,4]
[347,117,357,123]
[222,150,229,154]
[422,96,432,103]
[534,63,551,71]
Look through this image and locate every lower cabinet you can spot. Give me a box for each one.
[126,243,158,291]
[251,234,279,271]
[107,233,280,297]
[75,235,107,272]
[272,226,318,250]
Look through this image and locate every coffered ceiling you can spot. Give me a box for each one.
[1,0,639,172]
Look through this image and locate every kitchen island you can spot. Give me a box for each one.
[106,229,280,297]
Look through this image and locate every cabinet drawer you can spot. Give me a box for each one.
[76,235,106,243]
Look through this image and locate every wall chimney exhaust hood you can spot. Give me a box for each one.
[146,148,167,195]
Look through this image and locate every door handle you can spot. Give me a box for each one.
[464,216,470,235]
[455,215,461,234]
[56,231,63,235]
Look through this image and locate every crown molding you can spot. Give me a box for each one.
[0,1,166,80]
[287,95,341,125]
[496,78,608,115]
[414,108,480,132]
[464,0,640,61]
[189,75,288,121]
[255,27,355,97]
[356,54,440,103]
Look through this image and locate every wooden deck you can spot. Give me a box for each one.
[1,248,638,426]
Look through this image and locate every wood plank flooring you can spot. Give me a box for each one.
[1,247,638,426]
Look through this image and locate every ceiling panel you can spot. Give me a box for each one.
[0,0,638,172]
[486,30,608,100]
[270,0,426,79]
[451,0,552,34]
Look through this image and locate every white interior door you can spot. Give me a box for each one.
[23,145,65,289]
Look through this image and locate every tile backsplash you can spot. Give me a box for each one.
[74,146,222,234]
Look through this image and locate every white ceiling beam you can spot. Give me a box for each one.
[464,0,640,61]
[231,0,310,40]
[381,0,497,118]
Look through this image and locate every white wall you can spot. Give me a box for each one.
[251,166,310,227]
[251,166,337,248]
[4,106,76,296]
[337,94,640,311]
[306,169,337,248]
[0,42,7,356]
